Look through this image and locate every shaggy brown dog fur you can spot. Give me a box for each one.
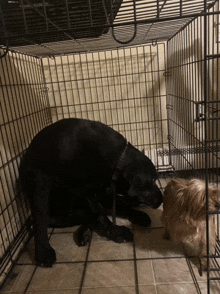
[161,178,220,273]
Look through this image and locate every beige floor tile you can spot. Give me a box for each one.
[88,240,134,261]
[83,261,135,287]
[157,283,199,293]
[141,205,163,228]
[52,225,80,233]
[17,237,35,264]
[136,260,155,285]
[134,228,184,259]
[152,258,193,283]
[199,281,220,294]
[27,263,84,291]
[199,283,208,294]
[139,285,157,294]
[81,286,136,293]
[1,265,36,292]
[133,229,151,259]
[49,232,89,262]
[147,228,184,258]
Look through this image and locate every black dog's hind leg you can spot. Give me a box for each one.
[74,214,134,246]
[29,173,56,267]
[102,194,152,227]
[96,213,134,243]
[74,194,134,246]
[127,209,151,227]
[74,224,93,246]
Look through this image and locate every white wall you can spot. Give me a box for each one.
[43,43,168,155]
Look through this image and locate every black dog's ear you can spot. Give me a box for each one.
[141,149,145,154]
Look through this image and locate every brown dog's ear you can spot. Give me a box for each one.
[142,149,145,154]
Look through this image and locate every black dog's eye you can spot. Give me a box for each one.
[133,174,153,190]
[136,181,152,192]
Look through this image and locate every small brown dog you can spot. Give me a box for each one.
[161,178,220,273]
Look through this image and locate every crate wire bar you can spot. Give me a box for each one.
[0,0,218,56]
[0,1,220,293]
[0,50,52,285]
[167,2,220,292]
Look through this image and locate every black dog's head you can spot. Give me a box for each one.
[127,173,163,209]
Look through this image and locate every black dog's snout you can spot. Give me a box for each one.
[152,190,163,208]
[128,184,163,209]
[150,183,163,208]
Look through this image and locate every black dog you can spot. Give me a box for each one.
[19,118,163,267]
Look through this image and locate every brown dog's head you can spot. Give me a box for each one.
[164,178,220,221]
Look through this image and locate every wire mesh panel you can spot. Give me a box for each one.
[205,2,220,291]
[0,49,51,284]
[167,5,220,175]
[167,1,220,292]
[0,0,218,56]
[42,43,168,169]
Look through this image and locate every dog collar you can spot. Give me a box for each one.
[109,140,129,226]
[112,140,129,182]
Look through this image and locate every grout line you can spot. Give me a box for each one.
[62,255,186,264]
[23,265,38,294]
[85,255,187,263]
[150,257,159,294]
[17,255,188,266]
[78,231,93,294]
[132,240,139,294]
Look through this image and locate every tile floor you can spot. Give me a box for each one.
[1,178,220,293]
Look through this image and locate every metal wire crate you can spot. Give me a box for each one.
[0,1,220,293]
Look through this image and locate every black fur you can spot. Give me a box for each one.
[19,118,163,267]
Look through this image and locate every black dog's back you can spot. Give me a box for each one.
[20,118,126,188]
[20,118,161,212]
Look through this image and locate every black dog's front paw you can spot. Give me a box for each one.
[128,210,151,227]
[36,246,56,267]
[108,225,134,243]
[74,225,92,246]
